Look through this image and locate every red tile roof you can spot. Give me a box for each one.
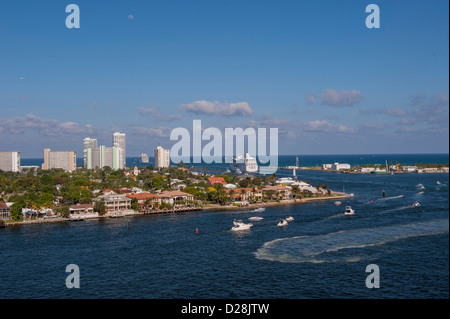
[126,193,162,200]
[0,202,10,210]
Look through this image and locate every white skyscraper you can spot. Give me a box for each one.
[113,132,126,168]
[83,137,97,169]
[0,152,20,172]
[154,146,170,169]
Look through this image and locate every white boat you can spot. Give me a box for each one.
[277,219,288,227]
[253,207,265,213]
[248,216,264,221]
[231,219,253,231]
[335,201,342,206]
[285,216,294,222]
[139,153,149,163]
[412,201,421,207]
[231,153,258,173]
[344,206,355,215]
[437,181,441,185]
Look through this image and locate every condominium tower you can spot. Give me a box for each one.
[113,132,126,168]
[0,151,21,172]
[42,149,77,172]
[154,146,170,169]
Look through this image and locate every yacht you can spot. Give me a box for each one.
[231,153,258,173]
[231,219,253,231]
[139,153,150,163]
[344,206,355,215]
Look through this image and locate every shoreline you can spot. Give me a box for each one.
[202,194,348,211]
[2,195,348,227]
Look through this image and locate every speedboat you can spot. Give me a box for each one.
[248,216,264,221]
[437,181,441,185]
[253,207,265,213]
[335,201,342,206]
[344,206,355,215]
[412,201,421,207]
[285,216,294,222]
[277,219,288,227]
[231,219,253,231]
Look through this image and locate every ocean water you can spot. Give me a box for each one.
[0,169,448,298]
[20,153,449,171]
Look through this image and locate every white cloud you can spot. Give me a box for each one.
[138,106,181,121]
[180,100,253,116]
[0,113,99,137]
[306,89,362,106]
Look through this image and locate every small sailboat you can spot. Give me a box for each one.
[344,206,355,215]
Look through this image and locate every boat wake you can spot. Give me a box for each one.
[379,195,405,201]
[254,219,448,263]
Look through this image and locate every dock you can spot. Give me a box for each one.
[141,207,202,215]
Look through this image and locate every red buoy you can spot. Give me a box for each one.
[195,228,199,234]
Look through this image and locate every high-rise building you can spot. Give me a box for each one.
[0,152,21,172]
[86,146,123,170]
[154,146,170,169]
[42,149,76,172]
[113,132,126,168]
[83,138,97,169]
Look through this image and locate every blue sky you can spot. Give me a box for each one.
[0,0,448,157]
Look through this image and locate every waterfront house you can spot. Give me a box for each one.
[159,191,195,206]
[0,202,11,220]
[208,177,227,185]
[93,193,132,213]
[69,204,98,219]
[262,185,293,200]
[225,188,253,202]
[126,192,162,210]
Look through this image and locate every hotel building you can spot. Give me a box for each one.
[0,151,20,172]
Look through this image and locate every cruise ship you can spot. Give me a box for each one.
[231,153,258,173]
[139,153,150,163]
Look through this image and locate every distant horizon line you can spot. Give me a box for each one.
[18,152,450,160]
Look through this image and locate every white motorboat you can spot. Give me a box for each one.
[253,207,265,213]
[277,219,288,227]
[231,219,253,231]
[437,181,441,185]
[285,216,294,222]
[248,216,264,221]
[335,201,342,206]
[344,206,355,215]
[412,201,421,207]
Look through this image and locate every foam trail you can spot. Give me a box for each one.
[379,195,405,201]
[255,219,448,263]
